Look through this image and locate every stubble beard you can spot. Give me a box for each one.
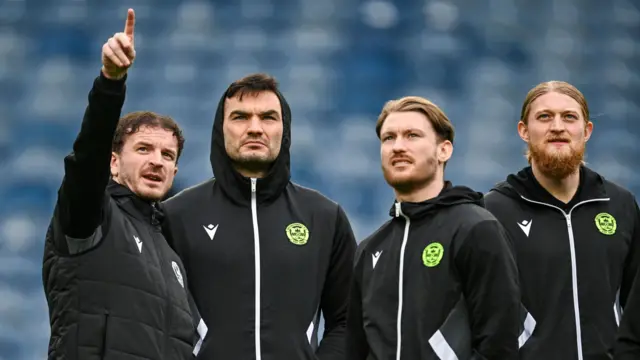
[231,152,275,176]
[529,140,585,179]
[384,155,438,197]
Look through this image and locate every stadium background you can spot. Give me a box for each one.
[0,0,638,358]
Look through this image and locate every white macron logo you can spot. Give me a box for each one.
[372,251,383,268]
[518,220,532,237]
[203,224,219,240]
[133,235,143,253]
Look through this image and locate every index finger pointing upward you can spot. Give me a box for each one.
[124,8,135,41]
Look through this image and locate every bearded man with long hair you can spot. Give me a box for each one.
[484,81,640,360]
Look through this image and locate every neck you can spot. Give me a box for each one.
[531,162,580,203]
[395,178,444,203]
[234,166,267,179]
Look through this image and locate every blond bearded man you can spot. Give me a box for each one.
[485,81,640,360]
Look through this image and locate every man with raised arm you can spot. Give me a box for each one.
[42,9,205,359]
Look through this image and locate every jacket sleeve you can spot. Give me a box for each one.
[613,199,640,359]
[346,242,369,360]
[55,72,127,254]
[620,199,640,308]
[188,290,208,357]
[455,219,520,360]
[316,205,358,360]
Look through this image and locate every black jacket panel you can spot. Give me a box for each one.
[347,183,521,360]
[484,166,640,360]
[162,86,356,360]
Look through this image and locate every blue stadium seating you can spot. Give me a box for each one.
[0,0,638,358]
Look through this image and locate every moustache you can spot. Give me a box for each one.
[390,155,413,165]
[546,137,571,143]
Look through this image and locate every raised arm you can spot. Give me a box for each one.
[55,9,137,253]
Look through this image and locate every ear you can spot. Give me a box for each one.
[584,121,593,142]
[438,140,453,163]
[174,166,178,176]
[517,121,529,142]
[110,152,119,178]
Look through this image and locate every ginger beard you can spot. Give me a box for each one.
[528,134,585,179]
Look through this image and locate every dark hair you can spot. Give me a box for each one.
[112,111,185,162]
[226,73,279,100]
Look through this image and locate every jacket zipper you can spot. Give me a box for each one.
[101,310,110,359]
[520,195,609,360]
[394,203,411,360]
[251,178,262,360]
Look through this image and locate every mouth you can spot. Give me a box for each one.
[142,174,164,183]
[243,141,266,148]
[547,139,570,145]
[391,158,412,166]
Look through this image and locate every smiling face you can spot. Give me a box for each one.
[110,125,179,201]
[519,87,592,179]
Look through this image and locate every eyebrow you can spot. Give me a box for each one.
[381,128,423,136]
[229,109,281,119]
[535,109,580,115]
[135,140,177,157]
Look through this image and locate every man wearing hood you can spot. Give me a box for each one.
[484,81,640,359]
[161,73,357,359]
[346,96,523,359]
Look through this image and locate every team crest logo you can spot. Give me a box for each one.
[286,223,309,245]
[422,242,444,267]
[172,261,184,288]
[594,212,616,235]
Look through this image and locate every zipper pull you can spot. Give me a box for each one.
[395,202,401,217]
[251,178,257,193]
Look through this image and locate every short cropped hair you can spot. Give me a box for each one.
[112,111,185,162]
[226,73,279,100]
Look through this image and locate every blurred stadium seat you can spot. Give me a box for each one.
[0,0,638,358]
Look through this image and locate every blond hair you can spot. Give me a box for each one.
[376,96,455,143]
[520,81,590,163]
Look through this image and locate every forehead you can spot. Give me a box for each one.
[126,126,178,150]
[530,92,582,113]
[224,91,282,115]
[381,111,433,133]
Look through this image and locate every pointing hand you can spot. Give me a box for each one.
[101,8,136,80]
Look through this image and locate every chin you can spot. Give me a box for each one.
[384,173,416,188]
[137,187,166,202]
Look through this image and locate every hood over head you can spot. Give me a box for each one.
[209,85,292,206]
[390,181,485,220]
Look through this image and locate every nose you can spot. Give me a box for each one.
[391,137,407,153]
[549,115,565,132]
[247,115,264,136]
[148,149,164,168]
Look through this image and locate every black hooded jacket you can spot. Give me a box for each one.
[161,87,357,360]
[484,166,640,360]
[347,183,522,360]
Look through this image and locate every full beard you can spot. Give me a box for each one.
[529,141,585,179]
